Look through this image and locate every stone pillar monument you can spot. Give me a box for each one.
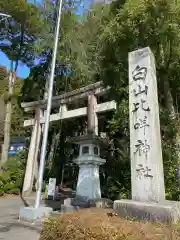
[129,47,165,203]
[113,47,180,223]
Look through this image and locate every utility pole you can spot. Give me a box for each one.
[35,0,63,209]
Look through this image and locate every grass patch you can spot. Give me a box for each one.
[40,208,180,240]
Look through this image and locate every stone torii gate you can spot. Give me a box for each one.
[21,81,116,196]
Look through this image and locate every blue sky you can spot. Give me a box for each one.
[0,50,30,79]
[0,0,88,79]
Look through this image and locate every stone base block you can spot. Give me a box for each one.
[89,198,113,208]
[113,199,180,223]
[61,204,79,213]
[19,206,53,223]
[63,197,113,209]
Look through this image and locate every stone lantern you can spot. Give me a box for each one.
[69,134,105,200]
[61,94,113,212]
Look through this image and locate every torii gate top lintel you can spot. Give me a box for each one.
[21,81,110,113]
[22,81,116,128]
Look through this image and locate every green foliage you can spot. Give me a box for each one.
[0,68,24,138]
[7,188,19,195]
[0,189,4,196]
[0,151,26,195]
[0,0,45,65]
[3,182,17,192]
[66,4,110,84]
[42,181,47,193]
[0,0,43,31]
[0,66,7,143]
[11,79,25,138]
[0,0,46,164]
[99,0,180,200]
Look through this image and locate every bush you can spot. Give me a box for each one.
[3,182,17,192]
[7,188,19,195]
[40,209,180,240]
[0,189,4,196]
[0,151,26,196]
[0,171,10,182]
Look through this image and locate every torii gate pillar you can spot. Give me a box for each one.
[22,108,42,196]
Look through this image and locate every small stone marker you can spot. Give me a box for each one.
[129,47,165,203]
[47,178,56,200]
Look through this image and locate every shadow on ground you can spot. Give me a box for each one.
[20,189,75,211]
[44,189,75,211]
[0,221,41,233]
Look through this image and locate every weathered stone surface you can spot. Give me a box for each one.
[64,198,73,206]
[112,47,180,224]
[19,206,52,223]
[63,196,113,210]
[22,108,42,196]
[129,47,165,203]
[87,94,98,135]
[61,205,79,213]
[71,195,90,208]
[74,155,105,200]
[62,196,86,213]
[89,198,113,208]
[114,200,180,223]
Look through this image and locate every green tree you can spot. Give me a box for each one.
[0,65,25,154]
[0,0,45,165]
[65,3,110,85]
[20,3,88,189]
[20,2,125,196]
[100,0,180,199]
[0,66,7,150]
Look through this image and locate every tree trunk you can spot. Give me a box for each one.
[48,132,60,171]
[163,78,180,161]
[163,78,176,119]
[60,164,64,187]
[1,67,15,166]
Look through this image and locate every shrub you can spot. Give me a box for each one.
[0,189,4,196]
[40,209,180,240]
[7,188,19,195]
[0,171,10,182]
[0,151,26,195]
[3,182,17,192]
